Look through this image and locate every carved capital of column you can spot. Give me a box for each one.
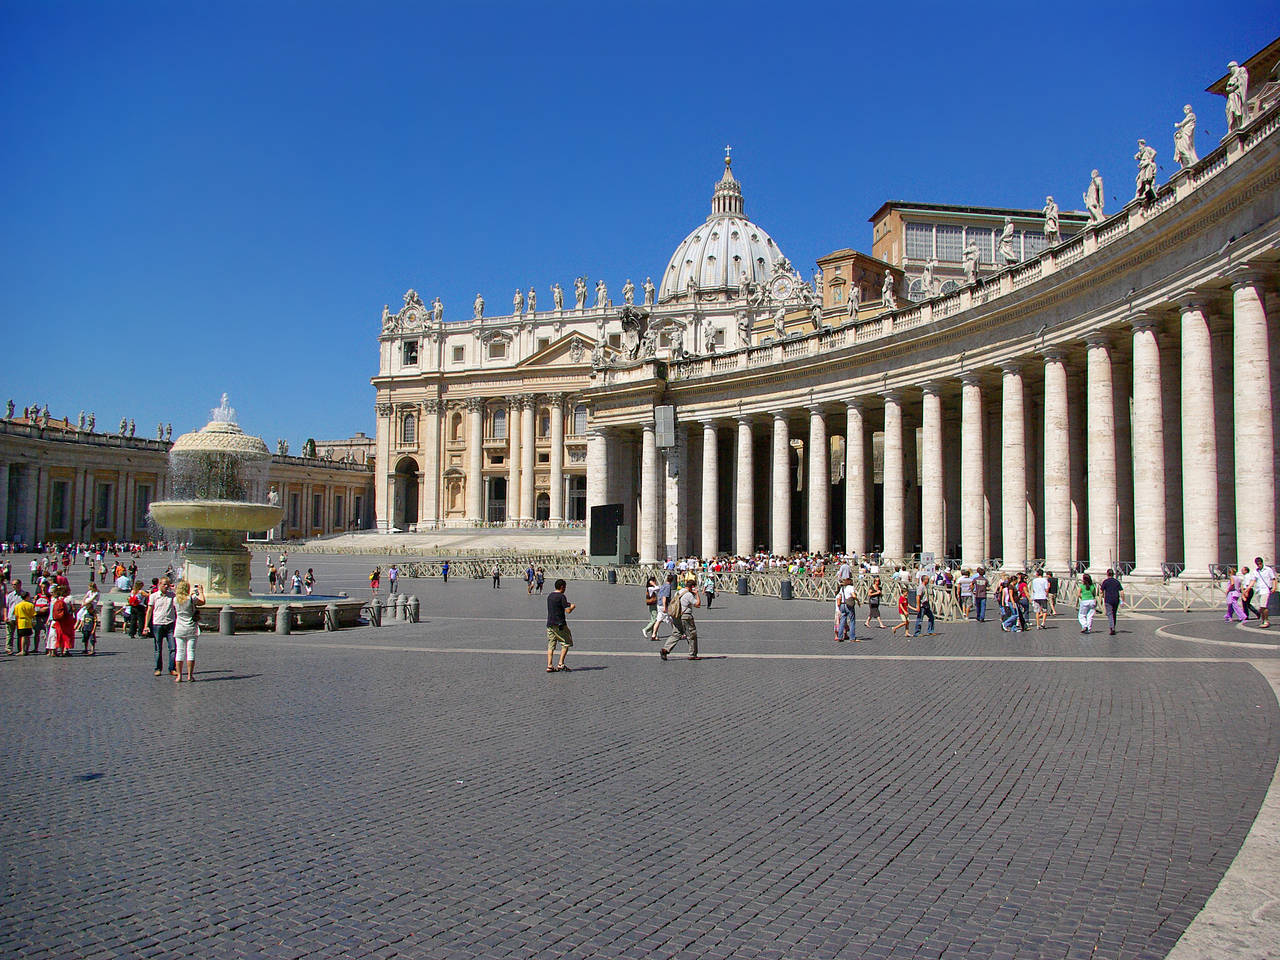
[805,403,827,418]
[920,381,944,398]
[1084,332,1112,352]
[997,359,1024,377]
[1227,264,1271,290]
[464,397,484,412]
[376,403,392,418]
[1127,311,1160,334]
[1039,345,1070,364]
[1173,289,1210,314]
[544,392,566,408]
[879,388,902,404]
[844,397,865,412]
[512,395,532,411]
[958,371,983,388]
[422,398,441,415]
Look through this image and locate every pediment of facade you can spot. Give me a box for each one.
[515,331,601,369]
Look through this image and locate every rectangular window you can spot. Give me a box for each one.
[713,329,725,347]
[1023,231,1047,259]
[452,345,465,364]
[488,341,506,359]
[572,405,587,435]
[905,222,933,260]
[608,334,621,348]
[289,493,300,528]
[402,340,419,365]
[50,480,70,530]
[94,482,113,529]
[333,495,344,527]
[312,494,322,528]
[134,483,152,529]
[353,496,363,525]
[935,224,963,263]
[536,337,550,353]
[966,227,994,264]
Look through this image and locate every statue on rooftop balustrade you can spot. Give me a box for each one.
[1085,169,1105,223]
[1174,104,1198,167]
[1226,61,1249,132]
[1133,139,1158,203]
[1043,196,1060,244]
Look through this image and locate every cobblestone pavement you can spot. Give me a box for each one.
[1,552,1277,959]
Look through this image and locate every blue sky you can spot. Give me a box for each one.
[2,1,1277,447]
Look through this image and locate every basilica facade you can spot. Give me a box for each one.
[374,40,1280,581]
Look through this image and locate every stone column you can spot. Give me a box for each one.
[374,402,392,530]
[421,399,440,527]
[920,384,945,560]
[548,394,566,522]
[701,421,719,558]
[640,420,661,564]
[0,460,8,541]
[770,412,791,555]
[845,401,867,556]
[1129,314,1168,578]
[1210,315,1237,560]
[507,398,523,523]
[465,398,484,523]
[807,406,830,553]
[1000,363,1028,572]
[1042,351,1072,574]
[735,417,755,557]
[1179,298,1218,577]
[882,393,905,561]
[1231,271,1276,561]
[960,375,985,568]
[585,426,609,521]
[520,398,536,521]
[1086,336,1119,572]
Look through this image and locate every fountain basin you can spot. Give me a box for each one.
[149,500,284,532]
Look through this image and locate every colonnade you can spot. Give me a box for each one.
[593,271,1277,575]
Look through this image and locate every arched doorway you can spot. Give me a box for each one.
[535,492,550,522]
[393,457,420,529]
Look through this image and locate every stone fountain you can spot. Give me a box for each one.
[148,395,283,599]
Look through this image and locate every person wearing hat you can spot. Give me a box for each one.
[834,576,858,642]
[659,578,702,661]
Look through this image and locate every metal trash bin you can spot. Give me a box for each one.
[737,575,749,596]
[780,579,793,600]
[607,569,617,584]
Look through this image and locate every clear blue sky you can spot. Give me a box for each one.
[2,1,1277,447]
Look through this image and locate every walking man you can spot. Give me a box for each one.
[388,564,399,595]
[1100,569,1124,635]
[545,579,575,673]
[144,576,178,676]
[648,573,676,641]
[660,578,701,661]
[834,577,858,642]
[1253,557,1275,628]
[971,566,989,621]
[1031,569,1051,629]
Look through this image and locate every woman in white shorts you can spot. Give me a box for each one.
[173,580,205,683]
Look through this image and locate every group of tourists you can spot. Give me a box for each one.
[1222,558,1276,626]
[641,573,703,661]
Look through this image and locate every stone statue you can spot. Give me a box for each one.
[962,241,980,284]
[1043,196,1060,244]
[574,277,587,310]
[736,311,751,346]
[381,304,393,331]
[1226,61,1249,132]
[165,423,172,442]
[773,306,787,337]
[303,438,316,458]
[921,258,937,297]
[622,278,635,306]
[527,286,536,314]
[737,269,752,301]
[432,297,444,323]
[4,400,12,418]
[404,289,424,311]
[157,423,164,440]
[999,218,1018,264]
[671,327,685,360]
[570,338,584,362]
[881,272,897,310]
[643,277,655,306]
[41,406,50,426]
[1174,104,1198,168]
[846,282,862,319]
[595,279,608,309]
[513,288,524,316]
[702,316,716,353]
[268,488,280,506]
[473,293,485,319]
[810,302,824,328]
[78,410,85,430]
[591,340,605,367]
[686,276,699,299]
[277,439,288,455]
[1133,139,1158,203]
[619,305,648,360]
[813,269,824,299]
[1085,169,1106,223]
[128,419,135,437]
[119,417,128,436]
[641,328,657,358]
[88,413,95,432]
[552,282,564,310]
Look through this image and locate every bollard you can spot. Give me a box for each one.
[219,607,236,635]
[607,569,617,584]
[780,579,793,600]
[324,603,339,631]
[406,596,419,623]
[737,575,749,596]
[102,599,115,633]
[276,605,291,634]
[368,598,383,626]
[395,593,406,620]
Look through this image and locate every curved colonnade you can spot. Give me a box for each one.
[583,105,1280,579]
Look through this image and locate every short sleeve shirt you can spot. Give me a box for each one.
[677,589,697,619]
[1100,577,1123,606]
[148,591,177,625]
[1031,577,1049,600]
[970,576,988,599]
[546,592,570,628]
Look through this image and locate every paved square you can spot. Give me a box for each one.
[2,552,1278,959]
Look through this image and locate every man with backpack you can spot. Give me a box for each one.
[834,576,858,642]
[659,578,702,661]
[648,573,676,641]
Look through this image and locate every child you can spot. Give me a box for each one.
[890,589,911,636]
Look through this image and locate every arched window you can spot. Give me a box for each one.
[450,412,463,441]
[539,410,551,438]
[491,408,507,439]
[401,413,416,445]
[572,404,587,436]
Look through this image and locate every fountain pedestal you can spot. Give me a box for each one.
[148,501,284,600]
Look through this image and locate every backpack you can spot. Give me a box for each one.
[665,589,682,617]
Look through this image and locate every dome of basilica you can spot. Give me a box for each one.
[658,152,790,303]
